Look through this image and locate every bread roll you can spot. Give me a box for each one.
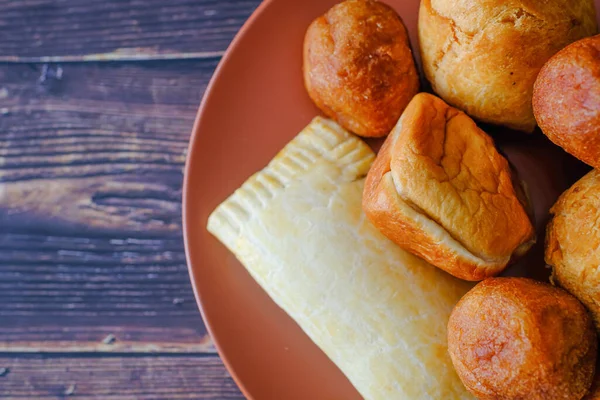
[208,117,474,399]
[363,93,535,281]
[303,0,419,137]
[533,35,600,168]
[546,170,600,332]
[448,277,597,400]
[419,0,597,132]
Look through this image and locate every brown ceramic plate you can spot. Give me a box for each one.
[183,0,599,398]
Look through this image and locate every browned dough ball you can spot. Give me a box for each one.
[448,277,597,400]
[546,170,600,333]
[533,35,600,169]
[303,0,419,138]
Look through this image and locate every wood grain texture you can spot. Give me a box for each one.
[0,355,243,399]
[0,0,261,61]
[0,232,215,353]
[0,1,260,397]
[0,61,216,352]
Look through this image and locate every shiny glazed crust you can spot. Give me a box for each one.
[533,35,600,169]
[448,278,597,400]
[419,0,597,132]
[208,117,474,399]
[362,93,535,281]
[546,170,600,332]
[303,0,419,137]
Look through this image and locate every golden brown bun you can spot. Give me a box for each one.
[546,170,600,332]
[448,277,597,400]
[533,35,600,168]
[303,0,419,138]
[419,0,597,132]
[362,93,535,281]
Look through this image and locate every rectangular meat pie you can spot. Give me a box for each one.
[207,117,474,399]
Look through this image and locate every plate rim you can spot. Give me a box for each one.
[182,0,275,398]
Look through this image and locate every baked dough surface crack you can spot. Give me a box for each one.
[363,93,535,280]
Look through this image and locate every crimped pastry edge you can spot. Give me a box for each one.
[207,117,375,248]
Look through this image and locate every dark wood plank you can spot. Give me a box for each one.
[0,0,261,61]
[0,61,216,351]
[0,355,243,399]
[0,232,213,352]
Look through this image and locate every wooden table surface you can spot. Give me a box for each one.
[0,1,262,398]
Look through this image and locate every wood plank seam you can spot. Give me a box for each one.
[0,51,226,63]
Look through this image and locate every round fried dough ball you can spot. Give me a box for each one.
[303,0,419,138]
[534,35,600,169]
[546,170,600,332]
[448,277,597,400]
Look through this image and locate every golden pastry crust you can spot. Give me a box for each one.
[546,170,600,332]
[303,0,419,138]
[419,0,597,132]
[533,35,600,169]
[363,93,535,281]
[448,278,597,400]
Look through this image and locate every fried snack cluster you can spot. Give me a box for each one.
[299,2,600,399]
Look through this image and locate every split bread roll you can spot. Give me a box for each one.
[363,93,535,281]
[207,117,474,399]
